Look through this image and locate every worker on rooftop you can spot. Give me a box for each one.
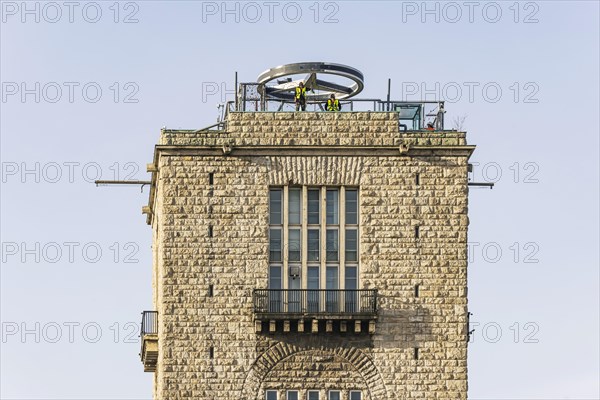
[326,94,341,112]
[295,82,310,111]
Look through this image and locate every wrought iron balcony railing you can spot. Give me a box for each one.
[141,310,158,337]
[253,289,377,318]
[139,311,158,372]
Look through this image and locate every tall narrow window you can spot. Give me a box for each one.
[288,229,301,261]
[326,229,339,261]
[345,229,358,262]
[308,189,320,224]
[269,266,282,313]
[269,229,282,262]
[269,189,283,266]
[269,189,282,225]
[268,186,359,306]
[326,266,339,289]
[307,229,320,261]
[326,189,339,224]
[288,266,301,312]
[345,266,358,312]
[307,266,320,312]
[344,188,359,313]
[345,267,357,290]
[288,188,301,224]
[345,189,358,224]
[289,267,301,288]
[269,266,281,289]
[287,391,299,400]
[308,267,320,289]
[326,266,339,312]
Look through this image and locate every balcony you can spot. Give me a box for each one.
[139,311,158,372]
[253,289,378,334]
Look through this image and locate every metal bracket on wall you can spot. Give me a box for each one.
[468,182,494,189]
[94,180,152,193]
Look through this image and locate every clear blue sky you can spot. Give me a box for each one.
[1,1,599,399]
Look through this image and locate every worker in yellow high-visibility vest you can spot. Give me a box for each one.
[326,94,341,112]
[295,82,309,111]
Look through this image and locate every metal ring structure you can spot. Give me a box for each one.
[257,62,364,101]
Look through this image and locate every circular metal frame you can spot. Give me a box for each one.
[257,62,364,101]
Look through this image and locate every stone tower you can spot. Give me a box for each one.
[139,67,474,400]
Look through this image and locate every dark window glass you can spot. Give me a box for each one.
[308,189,320,224]
[308,267,320,289]
[326,189,339,224]
[345,266,357,290]
[326,229,338,261]
[307,229,320,261]
[269,266,281,289]
[345,229,358,262]
[269,228,282,262]
[326,266,339,312]
[266,391,278,400]
[268,267,282,312]
[289,188,301,224]
[269,190,282,225]
[345,266,358,312]
[288,267,301,289]
[288,229,301,261]
[326,266,338,289]
[345,189,358,225]
[307,266,320,313]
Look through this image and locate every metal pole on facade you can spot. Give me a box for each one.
[387,78,391,111]
[234,71,238,111]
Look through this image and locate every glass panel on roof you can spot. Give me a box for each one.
[395,105,420,119]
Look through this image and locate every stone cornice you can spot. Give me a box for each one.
[154,144,475,157]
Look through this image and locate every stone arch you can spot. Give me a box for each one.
[240,340,388,399]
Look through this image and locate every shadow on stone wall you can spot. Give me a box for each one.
[374,304,434,349]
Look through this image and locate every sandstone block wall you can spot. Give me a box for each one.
[148,112,471,399]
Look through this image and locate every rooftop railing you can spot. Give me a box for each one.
[223,97,446,131]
